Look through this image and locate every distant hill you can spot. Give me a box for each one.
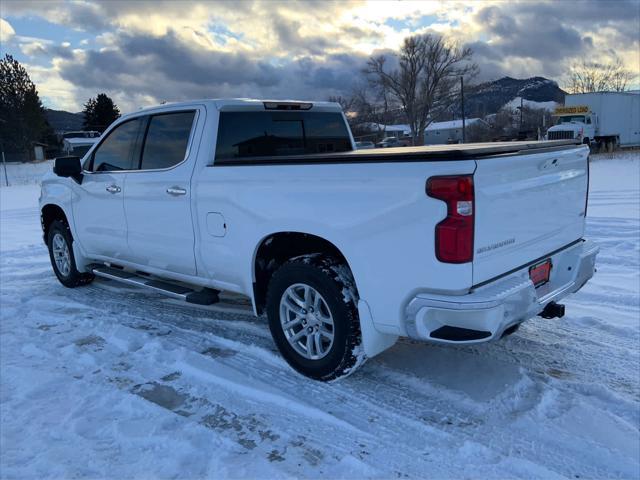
[45,109,84,132]
[463,76,566,117]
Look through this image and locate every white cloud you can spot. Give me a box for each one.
[26,61,82,111]
[20,41,47,56]
[3,1,640,110]
[0,17,15,43]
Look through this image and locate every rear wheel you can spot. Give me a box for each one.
[266,254,365,381]
[47,220,94,288]
[598,140,606,153]
[606,139,615,153]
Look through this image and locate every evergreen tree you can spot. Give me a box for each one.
[0,54,53,160]
[82,93,120,132]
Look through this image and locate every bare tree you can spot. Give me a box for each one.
[365,35,477,145]
[609,61,636,92]
[470,105,554,143]
[328,95,355,114]
[332,83,398,140]
[565,56,635,93]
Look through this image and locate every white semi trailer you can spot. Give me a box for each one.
[547,92,640,151]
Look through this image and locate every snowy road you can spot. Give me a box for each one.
[1,154,639,479]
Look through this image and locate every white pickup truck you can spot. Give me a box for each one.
[40,99,598,381]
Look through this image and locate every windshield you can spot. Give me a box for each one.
[558,116,586,124]
[72,145,92,157]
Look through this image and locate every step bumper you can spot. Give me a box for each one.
[403,240,599,344]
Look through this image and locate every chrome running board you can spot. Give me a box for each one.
[90,265,219,305]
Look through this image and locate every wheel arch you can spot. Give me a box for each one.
[41,203,69,244]
[252,231,356,315]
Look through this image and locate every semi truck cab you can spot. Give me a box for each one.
[547,106,597,146]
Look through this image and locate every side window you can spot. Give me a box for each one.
[140,111,196,170]
[91,118,143,172]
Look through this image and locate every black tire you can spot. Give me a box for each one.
[606,139,615,154]
[266,254,365,381]
[47,219,94,288]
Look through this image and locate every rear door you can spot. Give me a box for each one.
[472,145,589,284]
[73,117,145,260]
[123,108,201,275]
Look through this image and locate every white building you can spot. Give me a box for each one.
[62,131,100,157]
[365,119,488,145]
[424,118,486,145]
[360,123,411,138]
[379,124,411,137]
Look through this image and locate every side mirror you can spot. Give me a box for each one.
[53,156,83,183]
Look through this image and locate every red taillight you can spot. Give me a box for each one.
[426,175,474,263]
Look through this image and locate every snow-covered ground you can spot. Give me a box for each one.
[0,160,53,187]
[504,96,559,111]
[1,152,639,479]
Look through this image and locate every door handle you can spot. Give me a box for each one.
[166,186,187,196]
[106,185,121,194]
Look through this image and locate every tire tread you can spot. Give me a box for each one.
[47,219,94,288]
[266,254,366,381]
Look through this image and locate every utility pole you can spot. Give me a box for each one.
[519,96,524,132]
[0,118,8,186]
[460,77,466,143]
[1,148,8,187]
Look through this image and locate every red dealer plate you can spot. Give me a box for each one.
[529,259,552,288]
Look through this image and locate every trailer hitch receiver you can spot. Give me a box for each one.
[538,301,565,319]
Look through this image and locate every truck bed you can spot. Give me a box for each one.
[213,140,582,166]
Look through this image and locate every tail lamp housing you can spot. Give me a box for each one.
[426,175,474,263]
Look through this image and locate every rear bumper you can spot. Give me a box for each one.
[404,239,598,344]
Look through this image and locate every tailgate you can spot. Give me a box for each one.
[472,145,589,285]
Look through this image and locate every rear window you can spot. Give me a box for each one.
[215,111,351,163]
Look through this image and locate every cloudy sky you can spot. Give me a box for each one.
[1,0,638,113]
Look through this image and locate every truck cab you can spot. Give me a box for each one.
[547,106,597,146]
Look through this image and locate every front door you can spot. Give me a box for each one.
[73,117,145,260]
[123,109,200,276]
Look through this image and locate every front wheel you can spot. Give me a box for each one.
[266,255,365,381]
[47,220,94,288]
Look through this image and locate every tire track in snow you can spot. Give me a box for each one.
[7,262,636,479]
